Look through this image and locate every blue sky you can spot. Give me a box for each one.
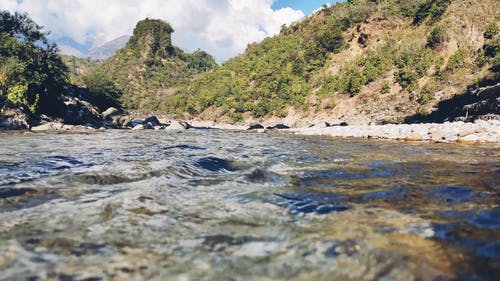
[273,0,334,15]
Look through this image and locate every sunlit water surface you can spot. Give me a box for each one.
[0,130,498,280]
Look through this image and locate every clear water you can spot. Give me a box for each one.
[0,130,498,280]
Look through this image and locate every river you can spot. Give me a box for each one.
[0,130,498,280]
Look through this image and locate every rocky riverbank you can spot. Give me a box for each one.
[2,98,499,144]
[288,119,500,144]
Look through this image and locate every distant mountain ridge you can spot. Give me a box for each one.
[88,35,130,60]
[58,35,129,60]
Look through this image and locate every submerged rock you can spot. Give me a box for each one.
[267,124,290,130]
[470,210,500,229]
[248,124,264,130]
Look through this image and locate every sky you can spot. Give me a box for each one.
[1,0,334,62]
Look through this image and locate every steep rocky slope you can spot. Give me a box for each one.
[165,0,499,125]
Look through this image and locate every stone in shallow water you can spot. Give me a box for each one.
[428,186,475,204]
[0,188,36,199]
[234,241,279,258]
[201,235,253,251]
[275,192,351,215]
[470,210,500,229]
[72,174,134,185]
[362,187,407,201]
[246,169,267,183]
[323,240,360,258]
[247,124,264,130]
[294,169,367,187]
[195,157,236,172]
[162,144,205,151]
[144,116,160,126]
[476,243,500,259]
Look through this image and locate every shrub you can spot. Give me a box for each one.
[446,48,468,71]
[394,48,436,89]
[346,69,365,95]
[395,68,419,89]
[7,84,38,113]
[484,36,500,58]
[417,80,437,105]
[427,25,448,49]
[381,81,391,94]
[484,22,499,40]
[316,28,345,53]
[395,0,427,18]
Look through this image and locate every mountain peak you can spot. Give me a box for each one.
[127,18,176,59]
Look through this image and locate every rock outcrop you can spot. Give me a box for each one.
[406,83,500,124]
[61,96,103,127]
[0,96,31,130]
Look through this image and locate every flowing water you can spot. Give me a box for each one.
[0,130,498,280]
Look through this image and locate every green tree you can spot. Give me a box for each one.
[82,72,123,111]
[0,10,68,115]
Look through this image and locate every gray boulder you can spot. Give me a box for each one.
[112,115,132,128]
[143,122,154,130]
[144,116,161,126]
[0,97,30,130]
[267,124,290,130]
[129,119,144,128]
[248,124,264,130]
[31,122,66,132]
[61,97,102,127]
[165,121,190,130]
[132,124,144,131]
[102,107,121,120]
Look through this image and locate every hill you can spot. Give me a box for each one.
[163,0,499,124]
[87,19,217,110]
[61,55,98,85]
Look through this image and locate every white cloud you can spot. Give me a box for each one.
[0,0,304,61]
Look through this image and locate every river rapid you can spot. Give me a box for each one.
[0,129,498,280]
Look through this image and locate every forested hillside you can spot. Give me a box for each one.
[86,19,217,110]
[163,0,499,124]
